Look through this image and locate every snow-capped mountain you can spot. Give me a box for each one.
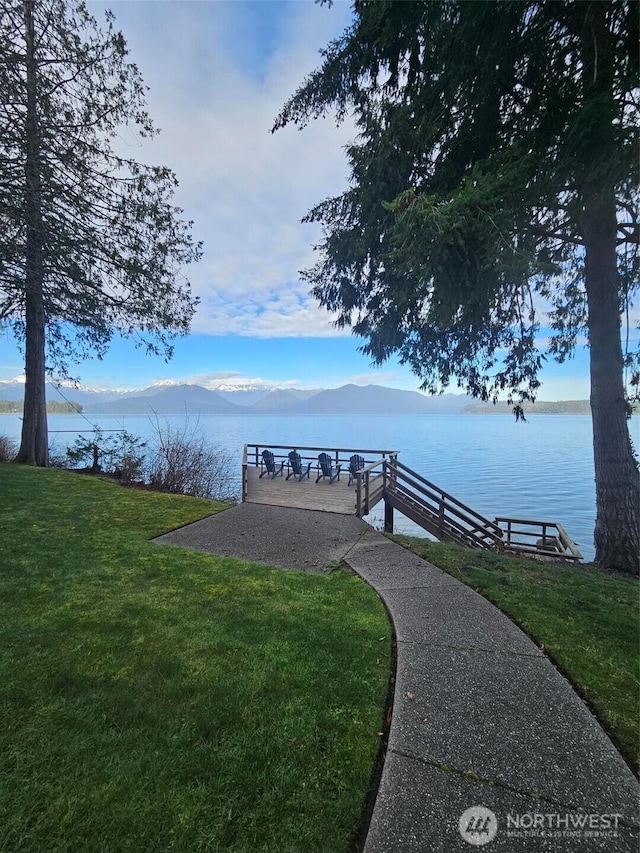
[0,377,476,415]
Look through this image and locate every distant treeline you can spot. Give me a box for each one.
[0,400,82,414]
[463,399,639,415]
[463,400,592,415]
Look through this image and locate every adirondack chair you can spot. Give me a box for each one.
[286,450,311,481]
[348,454,366,486]
[259,449,284,479]
[316,452,341,484]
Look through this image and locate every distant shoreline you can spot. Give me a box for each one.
[462,400,591,415]
[1,397,637,417]
[0,404,602,416]
[0,401,81,415]
[462,400,637,415]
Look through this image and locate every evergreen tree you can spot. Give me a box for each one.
[274,0,639,574]
[0,0,201,465]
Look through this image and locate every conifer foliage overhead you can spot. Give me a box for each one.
[275,0,639,573]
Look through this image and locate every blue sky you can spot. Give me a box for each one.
[0,0,595,399]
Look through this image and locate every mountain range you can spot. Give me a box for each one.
[83,383,476,415]
[3,379,605,416]
[0,379,475,415]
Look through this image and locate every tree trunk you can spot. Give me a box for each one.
[16,0,48,467]
[583,188,640,575]
[577,2,639,575]
[17,284,48,466]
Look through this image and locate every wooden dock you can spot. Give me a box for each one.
[242,444,393,516]
[241,443,583,561]
[245,464,361,513]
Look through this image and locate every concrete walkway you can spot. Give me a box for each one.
[155,504,640,852]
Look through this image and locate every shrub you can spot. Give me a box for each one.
[0,435,17,462]
[61,418,236,500]
[145,416,236,501]
[66,428,146,483]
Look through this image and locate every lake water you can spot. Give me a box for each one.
[3,410,636,562]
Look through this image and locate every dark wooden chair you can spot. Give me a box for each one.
[259,449,284,479]
[316,452,341,484]
[287,450,311,481]
[348,454,366,486]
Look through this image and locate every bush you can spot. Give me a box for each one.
[66,428,146,483]
[47,440,69,469]
[145,417,236,501]
[0,435,17,462]
[61,418,236,501]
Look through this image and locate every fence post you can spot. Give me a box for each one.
[384,500,394,533]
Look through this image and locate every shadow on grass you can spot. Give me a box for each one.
[0,464,392,852]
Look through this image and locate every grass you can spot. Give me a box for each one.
[390,535,640,775]
[0,463,391,852]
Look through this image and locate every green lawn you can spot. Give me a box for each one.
[0,464,391,852]
[390,536,639,775]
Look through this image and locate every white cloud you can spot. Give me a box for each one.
[100,0,356,339]
[345,371,411,387]
[180,371,305,391]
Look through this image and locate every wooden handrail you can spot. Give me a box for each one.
[494,516,565,528]
[388,459,503,540]
[241,444,248,502]
[353,458,387,516]
[392,482,494,535]
[494,516,582,560]
[555,523,582,559]
[243,442,398,458]
[391,484,503,549]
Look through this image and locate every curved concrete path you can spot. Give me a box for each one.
[155,504,640,851]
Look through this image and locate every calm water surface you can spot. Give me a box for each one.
[4,411,636,562]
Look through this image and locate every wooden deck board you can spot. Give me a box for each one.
[245,464,359,514]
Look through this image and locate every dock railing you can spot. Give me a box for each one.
[384,458,505,550]
[354,458,388,516]
[494,517,583,561]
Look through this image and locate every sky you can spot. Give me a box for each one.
[0,0,595,399]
